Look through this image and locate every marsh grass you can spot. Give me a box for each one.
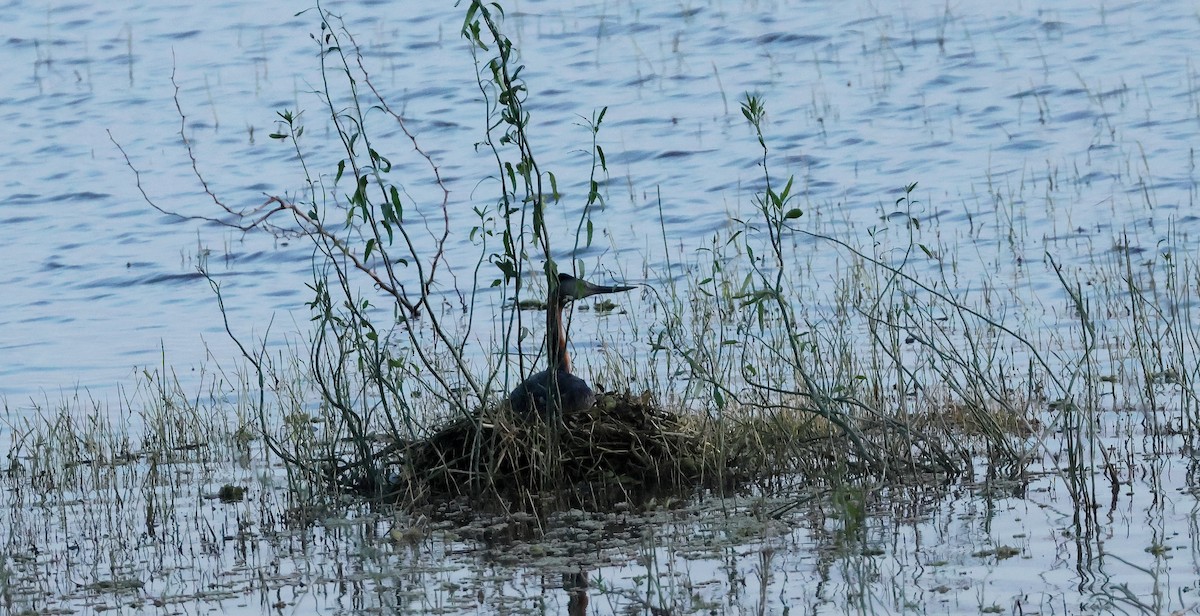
[75,0,1200,529]
[96,0,1181,518]
[8,3,1200,614]
[1,368,282,614]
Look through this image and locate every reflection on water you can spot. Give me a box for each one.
[3,0,1200,613]
[4,408,1197,614]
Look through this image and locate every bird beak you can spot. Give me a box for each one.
[558,273,636,300]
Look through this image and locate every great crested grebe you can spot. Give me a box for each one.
[508,272,635,419]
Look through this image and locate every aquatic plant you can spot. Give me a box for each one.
[100,0,1200,520]
[12,1,1200,612]
[108,1,686,508]
[104,0,1022,510]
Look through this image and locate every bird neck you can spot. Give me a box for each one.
[547,295,572,373]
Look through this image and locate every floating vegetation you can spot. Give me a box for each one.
[366,392,708,507]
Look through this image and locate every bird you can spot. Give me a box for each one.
[508,272,635,420]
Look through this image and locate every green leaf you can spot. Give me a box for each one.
[463,2,479,35]
[713,387,725,409]
[784,208,803,219]
[380,203,395,243]
[389,186,403,221]
[779,175,794,202]
[504,162,517,191]
[268,133,288,140]
[495,259,516,280]
[350,176,368,208]
[370,148,392,172]
[364,238,376,260]
[335,159,345,183]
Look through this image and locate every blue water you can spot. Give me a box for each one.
[2,1,1196,403]
[3,1,1200,613]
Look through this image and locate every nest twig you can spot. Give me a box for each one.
[334,392,714,510]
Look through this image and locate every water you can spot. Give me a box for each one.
[3,0,1196,404]
[6,413,1197,614]
[3,0,1200,613]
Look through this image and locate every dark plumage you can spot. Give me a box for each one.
[508,368,596,418]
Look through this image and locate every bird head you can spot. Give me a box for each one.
[555,272,636,301]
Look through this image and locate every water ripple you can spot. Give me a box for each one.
[0,0,1197,408]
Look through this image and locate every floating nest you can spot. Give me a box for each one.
[324,392,960,511]
[340,391,719,509]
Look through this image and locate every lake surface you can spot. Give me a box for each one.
[5,406,1198,614]
[2,0,1196,405]
[3,0,1200,613]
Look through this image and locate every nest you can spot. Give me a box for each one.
[346,392,714,509]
